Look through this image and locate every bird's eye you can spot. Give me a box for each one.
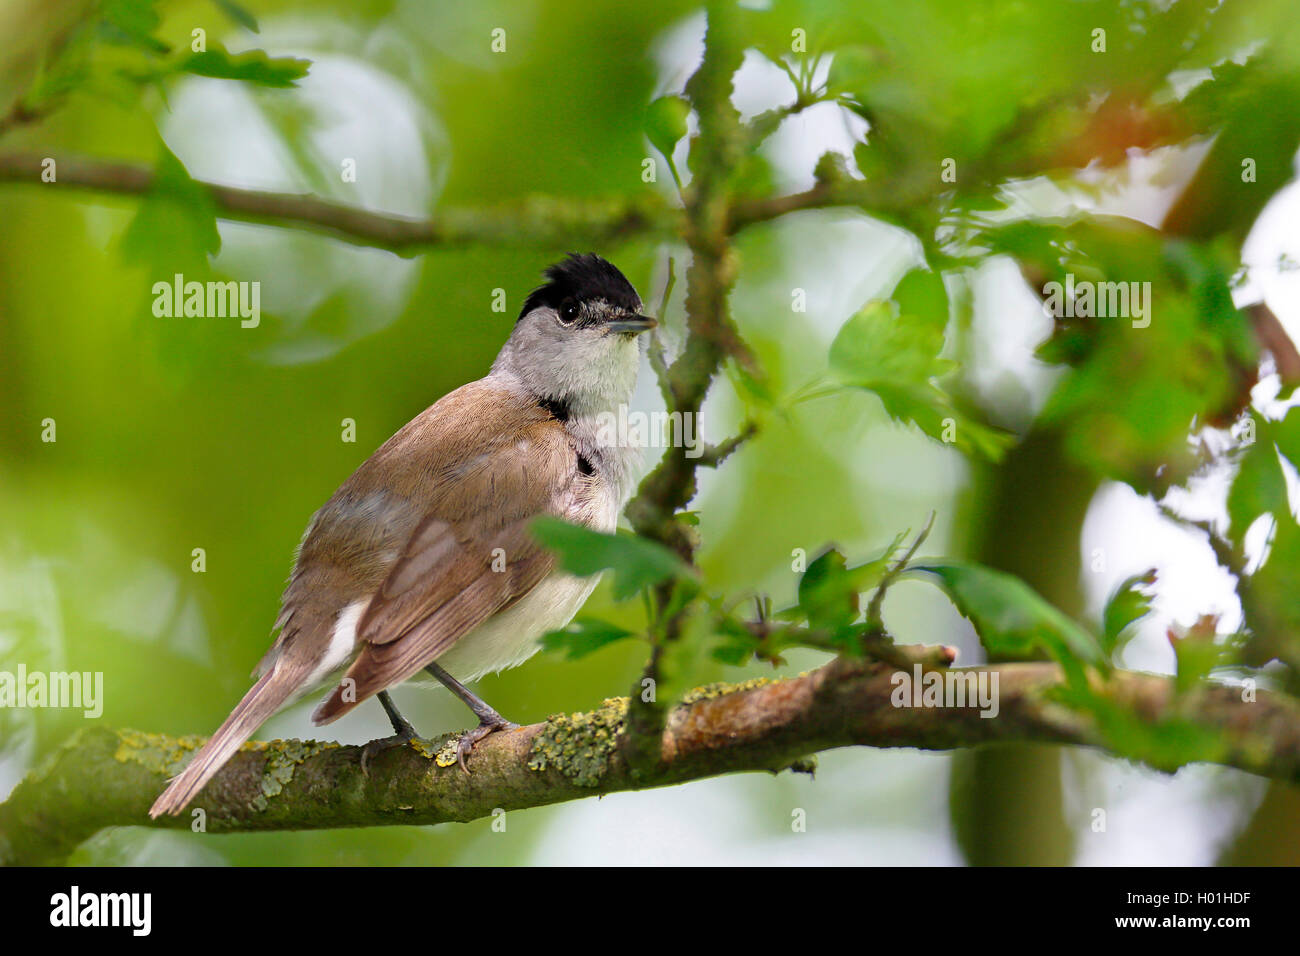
[558,299,580,325]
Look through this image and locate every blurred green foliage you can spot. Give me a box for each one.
[3,0,1300,864]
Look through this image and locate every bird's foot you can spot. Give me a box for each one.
[361,726,433,775]
[456,715,518,774]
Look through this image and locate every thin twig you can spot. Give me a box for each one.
[865,511,937,630]
[1249,301,1300,391]
[0,99,54,139]
[648,256,676,407]
[697,420,758,467]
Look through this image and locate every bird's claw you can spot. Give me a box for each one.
[361,729,425,775]
[456,718,518,774]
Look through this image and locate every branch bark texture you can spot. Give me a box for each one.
[3,658,1299,866]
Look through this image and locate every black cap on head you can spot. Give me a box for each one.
[519,253,641,323]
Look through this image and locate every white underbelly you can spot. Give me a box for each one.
[421,478,620,684]
[336,478,621,689]
[426,571,600,682]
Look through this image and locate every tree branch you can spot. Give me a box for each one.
[0,147,944,257]
[0,100,54,139]
[696,420,758,468]
[4,655,1298,865]
[0,149,945,258]
[728,177,924,232]
[621,0,751,777]
[0,147,957,260]
[0,152,680,255]
[1248,301,1300,391]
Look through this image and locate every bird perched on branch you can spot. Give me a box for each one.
[150,254,655,817]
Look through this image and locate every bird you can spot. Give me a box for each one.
[149,253,655,817]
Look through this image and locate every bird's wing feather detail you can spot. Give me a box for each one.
[311,394,575,723]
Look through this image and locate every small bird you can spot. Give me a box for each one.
[150,253,654,817]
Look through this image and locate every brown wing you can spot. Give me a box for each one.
[310,399,575,723]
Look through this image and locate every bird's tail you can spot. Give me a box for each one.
[148,667,299,818]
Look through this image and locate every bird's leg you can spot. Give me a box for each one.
[424,661,518,773]
[377,689,419,739]
[360,690,427,774]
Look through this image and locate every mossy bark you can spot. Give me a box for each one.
[5,656,1300,866]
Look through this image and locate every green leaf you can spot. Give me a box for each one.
[797,542,896,632]
[120,144,221,271]
[915,561,1103,682]
[1165,68,1300,244]
[852,140,888,182]
[101,0,169,53]
[1061,689,1229,772]
[989,220,1255,490]
[890,267,948,333]
[178,47,310,88]
[828,298,1010,459]
[1240,515,1300,669]
[1167,616,1230,694]
[726,359,777,413]
[1101,570,1157,658]
[798,548,855,630]
[826,46,881,98]
[1227,433,1289,542]
[530,517,688,600]
[539,617,635,660]
[1274,405,1300,472]
[644,95,690,161]
[710,617,759,666]
[830,301,949,387]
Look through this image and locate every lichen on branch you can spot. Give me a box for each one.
[4,655,1300,865]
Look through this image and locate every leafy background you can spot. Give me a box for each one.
[2,0,1300,864]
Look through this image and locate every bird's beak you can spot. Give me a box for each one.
[606,314,658,334]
